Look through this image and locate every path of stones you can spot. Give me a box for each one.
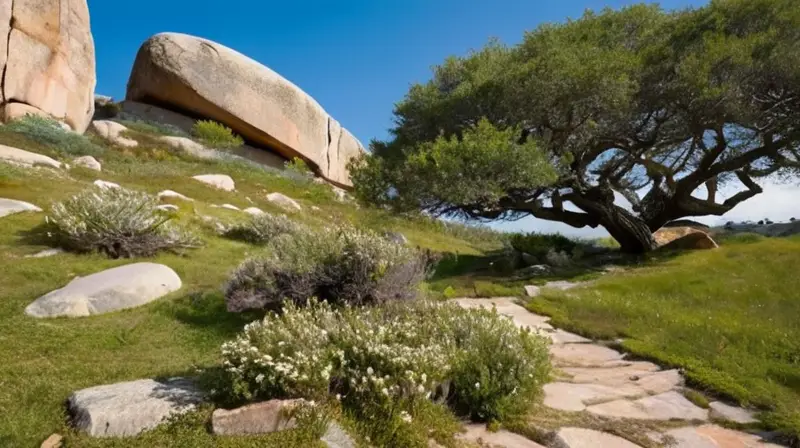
[452,289,783,448]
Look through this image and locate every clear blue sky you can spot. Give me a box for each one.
[90,0,800,235]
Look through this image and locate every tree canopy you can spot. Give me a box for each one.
[350,0,800,253]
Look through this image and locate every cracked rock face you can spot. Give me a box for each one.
[0,0,96,132]
[126,32,363,187]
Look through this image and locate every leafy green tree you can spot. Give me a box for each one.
[350,0,800,253]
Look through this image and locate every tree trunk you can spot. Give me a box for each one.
[569,190,659,254]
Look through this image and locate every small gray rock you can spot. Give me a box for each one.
[321,421,356,448]
[73,156,101,171]
[25,263,182,318]
[192,174,235,191]
[69,378,203,437]
[0,198,42,218]
[524,285,540,297]
[266,192,302,211]
[211,399,304,435]
[243,207,264,216]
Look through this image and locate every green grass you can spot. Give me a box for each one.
[526,236,800,442]
[0,123,502,446]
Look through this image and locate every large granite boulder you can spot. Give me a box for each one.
[126,32,363,187]
[0,0,96,132]
[25,263,182,318]
[654,226,718,250]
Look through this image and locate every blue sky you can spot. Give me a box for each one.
[88,0,798,236]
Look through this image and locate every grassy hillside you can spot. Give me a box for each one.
[0,119,502,447]
[527,234,800,442]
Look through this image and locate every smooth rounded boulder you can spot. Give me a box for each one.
[0,0,96,132]
[25,263,182,318]
[126,32,363,187]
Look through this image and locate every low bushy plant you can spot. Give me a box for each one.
[3,114,105,156]
[113,118,188,137]
[284,157,314,178]
[224,227,429,311]
[222,212,306,244]
[191,120,244,148]
[217,299,550,445]
[46,187,201,258]
[510,232,578,261]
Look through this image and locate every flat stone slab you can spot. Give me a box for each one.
[561,362,661,385]
[550,344,627,367]
[0,144,61,168]
[452,298,552,330]
[243,207,264,215]
[709,401,758,424]
[544,382,648,412]
[553,427,643,448]
[321,421,356,448]
[25,263,182,318]
[664,424,782,447]
[525,285,540,297]
[586,391,708,421]
[0,198,42,218]
[93,179,121,190]
[158,190,193,201]
[192,174,235,191]
[457,424,545,447]
[212,399,303,435]
[266,192,302,211]
[69,378,203,437]
[73,155,101,171]
[550,329,591,344]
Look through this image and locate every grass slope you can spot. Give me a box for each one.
[527,235,800,442]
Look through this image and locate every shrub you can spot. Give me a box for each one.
[3,114,105,156]
[191,120,244,148]
[217,299,550,445]
[509,232,577,261]
[224,227,430,312]
[222,212,307,244]
[113,118,188,137]
[46,187,201,258]
[284,157,314,178]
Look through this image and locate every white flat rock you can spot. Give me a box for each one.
[544,382,648,412]
[69,378,203,437]
[709,401,758,424]
[0,144,61,168]
[25,263,182,318]
[25,248,64,258]
[664,424,782,448]
[0,198,42,218]
[586,391,708,421]
[73,155,101,171]
[266,192,302,211]
[243,207,264,215]
[93,180,121,190]
[156,204,179,212]
[524,285,540,297]
[550,344,627,367]
[553,427,643,448]
[457,424,545,448]
[544,281,581,291]
[219,204,240,211]
[158,190,193,201]
[90,120,138,148]
[192,174,235,191]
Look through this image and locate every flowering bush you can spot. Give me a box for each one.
[217,299,550,444]
[46,187,201,258]
[222,212,306,245]
[191,120,244,149]
[224,227,430,311]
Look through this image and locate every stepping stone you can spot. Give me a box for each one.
[40,433,63,448]
[73,155,101,171]
[561,365,681,395]
[524,285,540,297]
[90,120,138,147]
[321,421,356,448]
[25,263,182,318]
[0,144,61,169]
[266,192,302,211]
[25,248,64,258]
[192,174,235,191]
[553,427,643,448]
[544,382,648,412]
[156,204,179,212]
[635,369,683,395]
[69,377,203,437]
[243,207,264,215]
[709,401,758,424]
[550,344,627,367]
[550,329,591,344]
[452,298,553,330]
[93,179,120,190]
[457,424,545,447]
[586,391,708,421]
[212,399,303,435]
[664,424,782,447]
[0,198,41,218]
[158,190,193,202]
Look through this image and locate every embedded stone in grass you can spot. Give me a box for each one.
[243,206,264,215]
[90,120,139,147]
[156,204,179,212]
[321,421,356,448]
[159,136,209,156]
[211,399,304,435]
[192,174,235,191]
[544,280,581,291]
[663,424,782,448]
[40,433,63,448]
[452,297,553,330]
[93,179,121,190]
[217,204,240,211]
[0,198,42,218]
[158,190,194,201]
[25,248,64,258]
[709,401,758,424]
[25,263,182,318]
[544,382,649,412]
[69,377,203,437]
[266,192,301,211]
[0,144,62,169]
[586,391,709,421]
[72,155,101,171]
[524,284,540,297]
[549,329,591,344]
[550,344,627,367]
[457,424,545,448]
[553,427,643,448]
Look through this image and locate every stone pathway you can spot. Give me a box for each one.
[452,294,783,447]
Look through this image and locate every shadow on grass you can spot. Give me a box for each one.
[157,290,262,341]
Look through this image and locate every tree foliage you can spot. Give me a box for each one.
[350,0,800,252]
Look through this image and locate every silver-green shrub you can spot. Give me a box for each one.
[222,212,306,245]
[47,187,200,258]
[3,114,105,156]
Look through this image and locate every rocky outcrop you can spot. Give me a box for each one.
[126,32,363,187]
[654,226,718,250]
[0,0,96,132]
